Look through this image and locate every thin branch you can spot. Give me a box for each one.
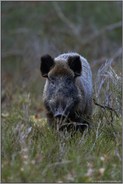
[93,98,119,117]
[82,21,122,45]
[52,2,80,36]
[92,47,122,68]
[110,47,122,62]
[53,2,122,46]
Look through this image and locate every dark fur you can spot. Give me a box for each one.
[40,53,93,132]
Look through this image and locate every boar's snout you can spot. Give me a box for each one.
[47,94,77,122]
[54,112,66,119]
[54,106,68,120]
[51,97,78,123]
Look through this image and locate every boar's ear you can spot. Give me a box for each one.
[68,56,82,77]
[40,54,54,77]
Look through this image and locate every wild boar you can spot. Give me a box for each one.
[40,52,93,132]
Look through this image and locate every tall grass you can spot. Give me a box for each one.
[2,61,122,182]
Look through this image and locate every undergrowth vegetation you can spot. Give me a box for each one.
[2,61,122,182]
[1,1,122,183]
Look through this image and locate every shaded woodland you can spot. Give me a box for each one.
[1,2,122,182]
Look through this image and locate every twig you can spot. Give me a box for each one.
[93,98,119,117]
[53,2,122,46]
[92,47,122,68]
[82,21,122,45]
[52,2,80,36]
[110,47,122,62]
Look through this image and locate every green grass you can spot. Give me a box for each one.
[1,92,122,182]
[1,1,122,182]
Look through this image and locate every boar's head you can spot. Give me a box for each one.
[40,54,82,124]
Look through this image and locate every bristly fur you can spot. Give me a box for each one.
[40,52,93,132]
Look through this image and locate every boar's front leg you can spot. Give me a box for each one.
[46,112,56,129]
[69,113,91,132]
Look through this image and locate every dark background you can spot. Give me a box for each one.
[2,1,122,95]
